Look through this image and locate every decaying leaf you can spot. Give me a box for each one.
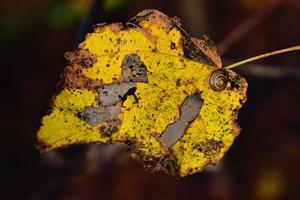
[37,9,247,177]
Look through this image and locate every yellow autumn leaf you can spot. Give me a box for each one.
[37,9,247,177]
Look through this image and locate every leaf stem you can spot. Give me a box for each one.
[225,45,300,69]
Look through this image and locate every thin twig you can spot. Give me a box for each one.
[225,45,300,69]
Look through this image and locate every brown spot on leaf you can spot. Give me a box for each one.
[199,139,224,158]
[182,37,215,66]
[127,9,175,32]
[98,118,122,137]
[170,42,176,49]
[60,47,102,91]
[191,35,222,68]
[60,64,102,91]
[64,48,97,68]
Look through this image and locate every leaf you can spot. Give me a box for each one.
[37,9,248,177]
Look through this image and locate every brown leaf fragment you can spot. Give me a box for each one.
[61,48,102,90]
[191,35,222,68]
[182,36,215,66]
[60,65,102,90]
[64,49,97,68]
[127,9,174,31]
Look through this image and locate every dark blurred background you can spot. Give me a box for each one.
[1,0,300,199]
